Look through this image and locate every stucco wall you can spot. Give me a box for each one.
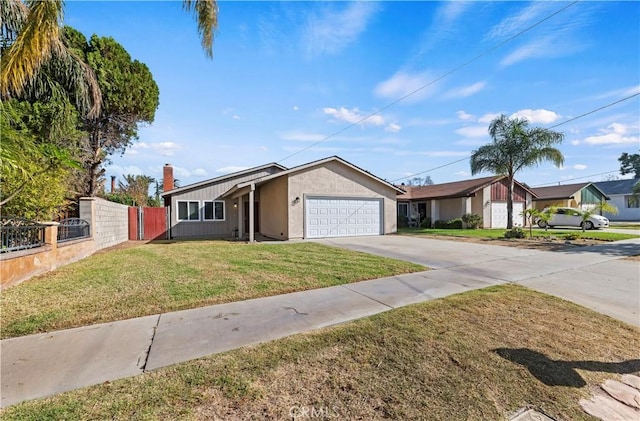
[259,175,289,240]
[534,199,572,210]
[286,161,397,239]
[1,225,95,289]
[80,197,128,250]
[605,194,640,221]
[438,198,464,221]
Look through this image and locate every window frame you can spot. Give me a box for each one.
[177,200,201,222]
[625,195,640,208]
[398,202,409,217]
[203,200,226,221]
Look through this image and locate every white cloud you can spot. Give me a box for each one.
[456,125,488,138]
[511,109,560,124]
[109,165,143,176]
[571,140,580,146]
[293,105,299,111]
[456,110,475,121]
[583,123,639,145]
[232,115,240,120]
[374,71,437,102]
[192,168,208,177]
[152,142,181,156]
[323,107,385,126]
[478,113,501,124]
[215,166,248,174]
[385,122,401,133]
[487,3,549,40]
[280,131,326,142]
[455,171,470,177]
[443,81,486,99]
[573,164,587,170]
[303,2,379,57]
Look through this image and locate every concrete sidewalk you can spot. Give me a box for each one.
[2,237,638,408]
[1,270,504,408]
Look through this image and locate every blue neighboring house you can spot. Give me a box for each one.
[594,178,640,221]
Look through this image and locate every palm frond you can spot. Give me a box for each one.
[1,0,64,98]
[183,0,218,58]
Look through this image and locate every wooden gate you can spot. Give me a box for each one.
[128,207,167,240]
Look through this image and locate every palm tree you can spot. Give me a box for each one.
[471,115,564,229]
[579,203,618,232]
[1,0,218,102]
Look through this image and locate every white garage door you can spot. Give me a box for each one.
[305,197,382,239]
[491,202,524,228]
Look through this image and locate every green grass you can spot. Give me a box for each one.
[3,285,637,420]
[399,227,639,241]
[1,241,423,339]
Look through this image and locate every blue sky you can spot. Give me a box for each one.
[64,1,640,189]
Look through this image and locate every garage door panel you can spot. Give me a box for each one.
[305,197,382,239]
[491,202,524,228]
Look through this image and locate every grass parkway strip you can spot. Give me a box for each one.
[1,285,638,420]
[1,241,423,339]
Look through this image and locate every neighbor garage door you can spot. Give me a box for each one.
[491,202,524,228]
[305,197,382,239]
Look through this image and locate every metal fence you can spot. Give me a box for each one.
[1,217,46,253]
[57,218,90,243]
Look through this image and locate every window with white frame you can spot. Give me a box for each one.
[398,202,409,217]
[625,195,639,208]
[204,200,225,221]
[177,201,200,221]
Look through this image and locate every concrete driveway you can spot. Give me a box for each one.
[317,235,640,326]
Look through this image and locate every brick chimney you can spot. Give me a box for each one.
[111,176,116,193]
[163,164,174,192]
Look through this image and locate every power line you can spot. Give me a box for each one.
[531,170,620,187]
[390,92,640,183]
[548,92,640,128]
[276,1,579,164]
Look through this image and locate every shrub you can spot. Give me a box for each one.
[419,217,432,229]
[397,214,408,229]
[461,213,482,229]
[433,218,463,229]
[504,227,525,239]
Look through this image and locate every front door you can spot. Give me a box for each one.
[243,202,259,234]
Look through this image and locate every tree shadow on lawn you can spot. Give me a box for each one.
[493,348,640,387]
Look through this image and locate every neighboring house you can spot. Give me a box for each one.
[532,182,609,211]
[594,178,640,221]
[397,176,536,228]
[161,156,402,241]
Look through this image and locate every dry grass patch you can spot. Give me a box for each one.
[3,285,638,420]
[1,241,423,339]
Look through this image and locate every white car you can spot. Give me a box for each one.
[536,207,609,230]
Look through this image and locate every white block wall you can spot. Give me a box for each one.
[79,197,129,250]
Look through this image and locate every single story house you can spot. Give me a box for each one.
[531,182,609,211]
[161,156,402,241]
[397,175,536,228]
[594,178,640,221]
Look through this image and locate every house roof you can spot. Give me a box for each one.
[221,155,404,198]
[161,162,288,197]
[594,178,640,195]
[531,182,609,200]
[397,175,535,200]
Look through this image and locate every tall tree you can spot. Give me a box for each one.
[618,150,640,178]
[64,28,160,196]
[470,115,564,229]
[117,174,155,207]
[1,0,218,99]
[406,176,434,186]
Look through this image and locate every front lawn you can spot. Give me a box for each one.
[400,227,639,242]
[3,285,637,420]
[1,241,423,339]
